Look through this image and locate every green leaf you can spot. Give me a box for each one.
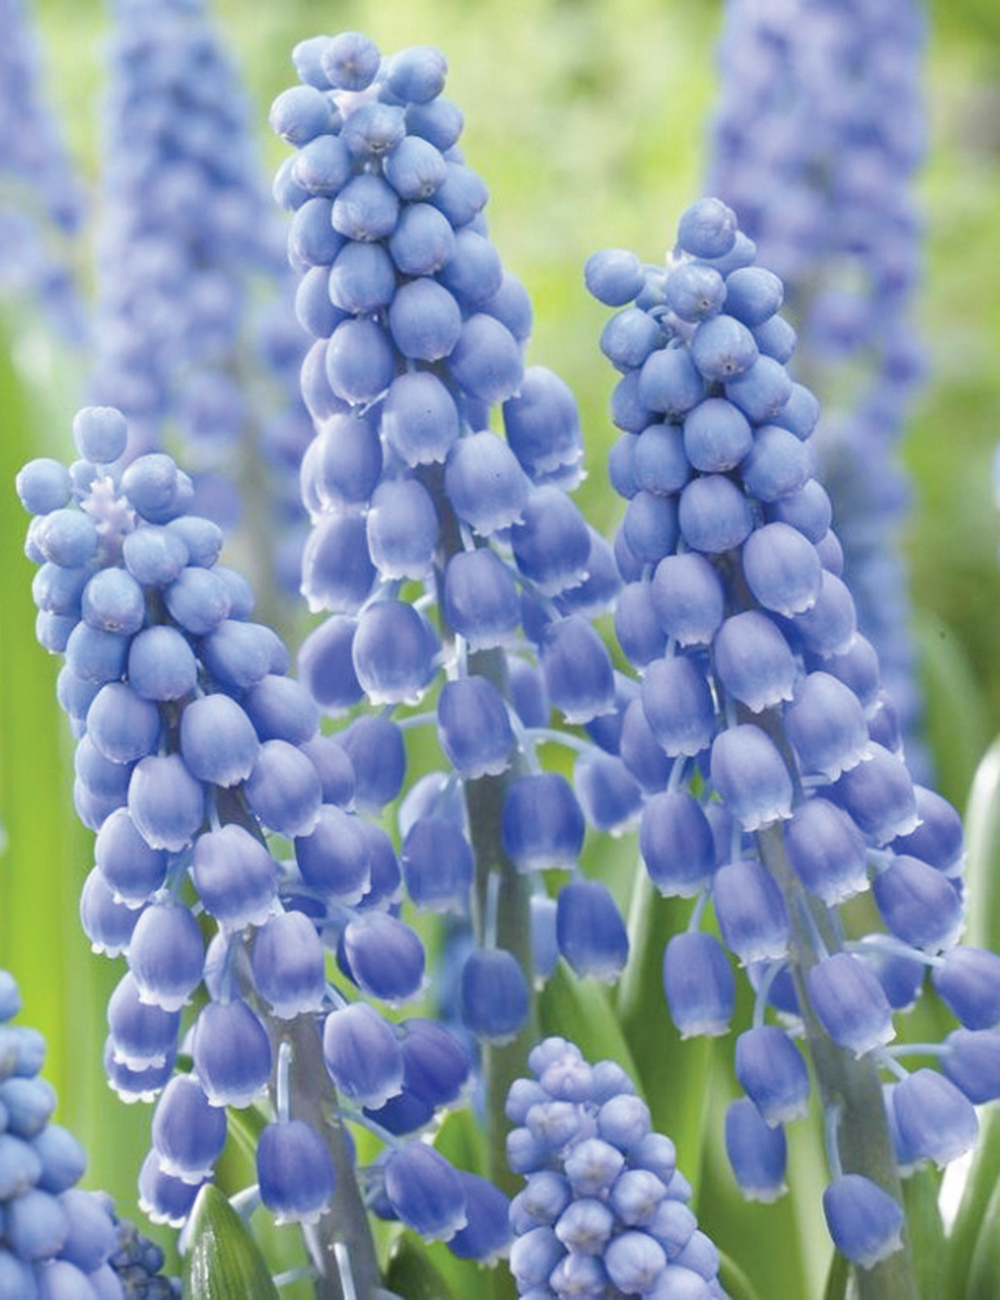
[901,1167,947,1300]
[966,1176,1000,1300]
[961,734,1000,952]
[945,1107,1000,1299]
[539,959,642,1079]
[914,613,990,811]
[384,1235,460,1300]
[613,869,713,1180]
[821,1249,850,1300]
[182,1184,280,1300]
[717,1249,766,1300]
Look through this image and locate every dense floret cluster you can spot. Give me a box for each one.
[0,969,179,1299]
[587,196,1000,1265]
[15,408,491,1254]
[0,0,86,339]
[506,1037,724,1299]
[707,0,927,767]
[91,0,312,596]
[272,31,635,1043]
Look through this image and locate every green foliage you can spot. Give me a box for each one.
[183,1185,281,1300]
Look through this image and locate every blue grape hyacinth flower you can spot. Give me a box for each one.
[707,0,929,773]
[588,196,996,1271]
[0,968,179,1299]
[272,30,640,1068]
[18,408,487,1278]
[506,1037,725,1299]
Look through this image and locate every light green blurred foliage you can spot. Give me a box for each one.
[3,0,1000,1288]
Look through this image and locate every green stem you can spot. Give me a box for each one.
[279,1015,383,1300]
[756,822,917,1300]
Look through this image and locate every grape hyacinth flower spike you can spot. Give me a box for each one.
[0,968,179,1298]
[272,29,637,1175]
[588,196,995,1288]
[17,404,490,1289]
[506,1037,725,1299]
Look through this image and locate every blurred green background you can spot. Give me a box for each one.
[2,0,1000,1291]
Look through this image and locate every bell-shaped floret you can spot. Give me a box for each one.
[448,1171,511,1263]
[295,805,371,904]
[200,619,290,690]
[257,1119,335,1225]
[191,1000,272,1108]
[242,675,319,747]
[445,431,531,536]
[107,972,180,1070]
[340,714,407,810]
[941,1029,1000,1104]
[180,694,260,787]
[383,1143,467,1243]
[352,600,439,706]
[323,1003,404,1109]
[932,946,1000,1029]
[709,725,793,831]
[366,479,438,581]
[724,1098,787,1202]
[678,475,752,555]
[540,615,615,725]
[448,314,524,405]
[128,754,204,852]
[502,773,585,872]
[791,571,857,658]
[615,582,668,667]
[511,486,592,596]
[556,879,628,981]
[443,549,520,650]
[713,859,789,965]
[86,682,160,766]
[640,792,715,898]
[297,616,364,715]
[401,818,474,913]
[399,1019,471,1108]
[461,948,529,1043]
[739,425,813,503]
[437,676,515,779]
[302,410,382,513]
[573,752,643,833]
[503,366,583,484]
[137,1149,204,1227]
[622,490,680,565]
[127,904,204,1012]
[251,910,326,1019]
[641,655,717,758]
[893,786,964,877]
[741,522,821,617]
[833,744,919,845]
[783,798,869,905]
[381,371,460,466]
[734,1027,809,1126]
[244,739,323,838]
[192,823,278,930]
[650,553,725,646]
[806,953,895,1057]
[604,1230,667,1294]
[339,912,425,1003]
[891,1068,978,1168]
[871,855,964,953]
[95,808,168,908]
[663,932,735,1038]
[301,513,377,615]
[784,672,870,780]
[823,1175,903,1270]
[713,610,797,713]
[151,1075,226,1184]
